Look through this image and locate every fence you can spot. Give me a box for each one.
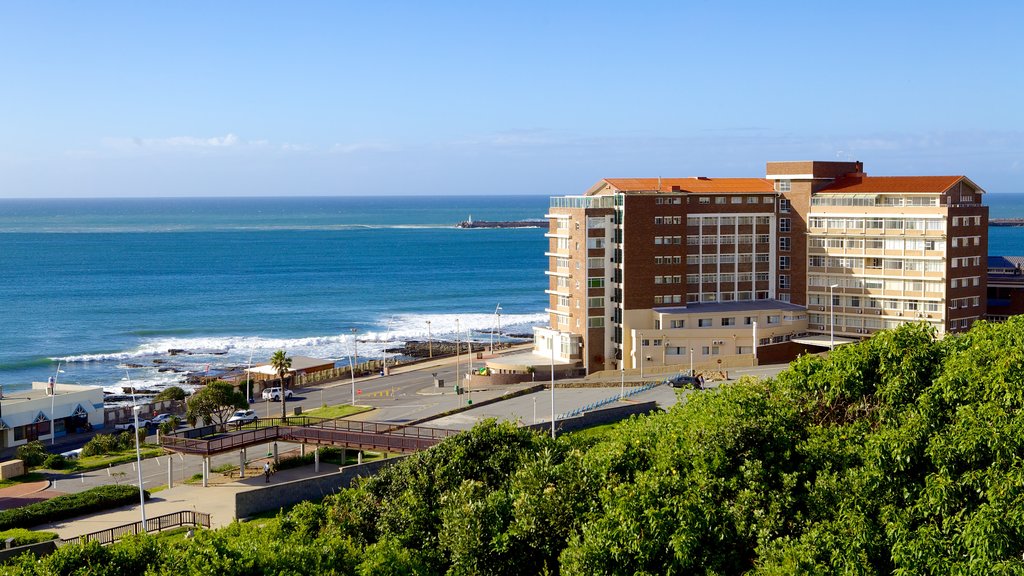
[557,380,666,420]
[57,510,211,548]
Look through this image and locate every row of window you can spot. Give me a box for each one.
[809,315,920,329]
[697,196,774,205]
[950,236,981,248]
[687,272,770,284]
[809,275,945,292]
[807,294,943,312]
[809,195,940,208]
[808,256,946,272]
[951,256,982,268]
[683,253,772,265]
[808,217,945,231]
[656,314,776,330]
[809,237,944,252]
[950,276,981,288]
[950,318,975,330]
[654,216,683,225]
[686,215,773,227]
[683,234,772,245]
[950,296,982,309]
[951,216,983,226]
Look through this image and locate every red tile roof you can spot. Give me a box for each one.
[818,176,963,194]
[602,177,775,193]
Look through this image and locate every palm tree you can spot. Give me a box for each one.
[270,350,292,420]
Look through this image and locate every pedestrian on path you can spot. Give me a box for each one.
[264,462,271,483]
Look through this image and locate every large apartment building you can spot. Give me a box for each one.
[538,160,988,375]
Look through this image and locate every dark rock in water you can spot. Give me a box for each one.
[153,359,166,364]
[168,349,186,356]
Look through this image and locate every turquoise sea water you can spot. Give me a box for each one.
[1,192,1022,394]
[0,196,551,393]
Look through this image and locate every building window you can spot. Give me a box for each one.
[722,317,736,326]
[587,278,604,288]
[779,237,791,251]
[698,318,713,327]
[715,197,727,205]
[779,293,791,303]
[767,315,780,324]
[778,180,791,192]
[779,198,791,213]
[699,197,710,204]
[671,319,685,328]
[779,275,790,289]
[779,218,791,233]
[588,317,605,328]
[780,256,790,270]
[587,297,604,308]
[748,197,759,204]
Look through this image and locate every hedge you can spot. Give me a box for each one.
[0,485,149,530]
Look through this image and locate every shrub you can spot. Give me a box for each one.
[0,485,149,530]
[0,528,59,546]
[159,416,180,436]
[15,441,47,468]
[82,433,116,457]
[155,386,187,401]
[43,454,69,470]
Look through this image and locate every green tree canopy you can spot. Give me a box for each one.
[185,380,248,428]
[154,386,187,402]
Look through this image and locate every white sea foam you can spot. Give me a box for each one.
[54,312,548,367]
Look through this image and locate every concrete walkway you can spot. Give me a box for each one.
[36,462,338,539]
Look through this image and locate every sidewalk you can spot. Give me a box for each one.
[36,462,338,539]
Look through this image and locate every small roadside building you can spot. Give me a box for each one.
[245,356,336,383]
[0,382,105,450]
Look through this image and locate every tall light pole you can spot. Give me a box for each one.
[350,328,358,405]
[455,319,461,394]
[382,315,395,376]
[497,308,502,352]
[550,331,558,439]
[689,347,694,377]
[50,362,63,445]
[639,335,645,378]
[619,355,625,400]
[426,320,433,358]
[829,283,840,350]
[124,370,147,532]
[245,348,253,403]
[490,304,502,354]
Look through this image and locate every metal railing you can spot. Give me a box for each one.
[160,418,459,456]
[58,510,210,547]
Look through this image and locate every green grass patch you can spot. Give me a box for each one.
[69,447,165,472]
[0,528,59,546]
[0,472,46,489]
[211,463,237,474]
[303,404,373,419]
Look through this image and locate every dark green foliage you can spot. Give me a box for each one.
[42,454,68,470]
[8,320,1024,574]
[154,386,186,402]
[14,441,46,468]
[185,380,248,427]
[0,485,148,530]
[81,431,137,457]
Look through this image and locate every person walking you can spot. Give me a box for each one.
[264,462,271,483]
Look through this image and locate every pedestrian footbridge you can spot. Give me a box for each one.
[159,416,457,457]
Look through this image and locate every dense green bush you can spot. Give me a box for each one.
[41,454,68,470]
[0,485,148,531]
[0,528,58,547]
[80,431,139,457]
[154,386,186,402]
[14,441,46,468]
[6,320,1024,574]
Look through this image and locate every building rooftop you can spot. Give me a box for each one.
[817,175,965,194]
[652,300,807,315]
[989,256,1024,271]
[600,177,775,194]
[248,355,335,375]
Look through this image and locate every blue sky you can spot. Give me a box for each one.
[1,1,1021,197]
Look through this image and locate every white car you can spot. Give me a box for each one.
[261,387,294,401]
[151,413,176,425]
[226,410,258,427]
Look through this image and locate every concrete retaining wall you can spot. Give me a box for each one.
[235,455,409,519]
[524,400,659,436]
[0,460,26,480]
[0,540,57,564]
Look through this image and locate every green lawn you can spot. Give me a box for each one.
[0,472,46,489]
[67,446,165,473]
[303,404,373,419]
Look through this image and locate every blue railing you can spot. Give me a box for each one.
[556,380,664,420]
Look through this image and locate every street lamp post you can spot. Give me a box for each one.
[124,370,147,532]
[50,362,64,445]
[639,336,645,379]
[550,331,558,439]
[497,309,502,352]
[829,283,840,350]
[426,320,433,358]
[689,347,694,377]
[350,328,358,405]
[245,348,253,403]
[455,319,461,395]
[490,304,502,354]
[619,356,625,400]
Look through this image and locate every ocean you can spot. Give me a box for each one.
[0,196,551,394]
[1,192,1022,396]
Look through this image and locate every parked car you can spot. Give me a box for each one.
[151,413,175,425]
[226,410,258,427]
[668,374,702,389]
[261,387,294,401]
[114,418,151,431]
